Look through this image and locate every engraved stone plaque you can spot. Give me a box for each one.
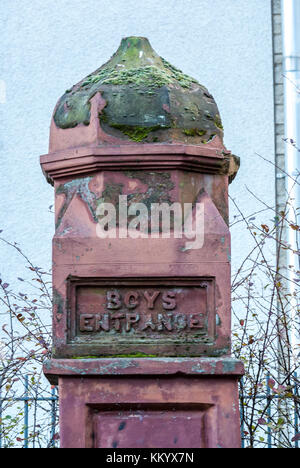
[65,277,216,357]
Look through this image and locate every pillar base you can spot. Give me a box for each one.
[44,357,244,449]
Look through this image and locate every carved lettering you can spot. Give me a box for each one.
[111,313,125,331]
[124,291,139,309]
[95,313,110,332]
[78,312,206,333]
[140,315,156,331]
[80,314,94,332]
[143,291,160,309]
[106,291,121,309]
[75,282,213,344]
[174,314,187,330]
[189,314,205,329]
[157,313,173,331]
[126,313,140,331]
[162,291,176,310]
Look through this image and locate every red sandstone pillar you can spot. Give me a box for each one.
[41,36,243,449]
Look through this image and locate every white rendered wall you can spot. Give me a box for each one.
[0,0,275,287]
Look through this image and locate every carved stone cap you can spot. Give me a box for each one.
[49,37,226,153]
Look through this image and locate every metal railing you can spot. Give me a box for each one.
[0,376,58,449]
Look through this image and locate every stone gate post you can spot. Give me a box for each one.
[42,37,244,449]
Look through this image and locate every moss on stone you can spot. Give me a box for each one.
[72,353,158,359]
[108,123,168,142]
[183,128,206,137]
[53,36,223,145]
[214,114,224,130]
[105,353,158,358]
[73,356,100,359]
[54,37,201,130]
[160,57,199,89]
[81,66,175,89]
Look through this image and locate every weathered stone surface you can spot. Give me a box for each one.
[53,37,223,145]
[60,276,226,358]
[52,369,242,448]
[44,357,244,384]
[50,165,232,358]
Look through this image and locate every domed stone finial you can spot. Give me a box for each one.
[52,36,224,147]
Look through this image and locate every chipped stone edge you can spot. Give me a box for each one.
[44,357,244,385]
